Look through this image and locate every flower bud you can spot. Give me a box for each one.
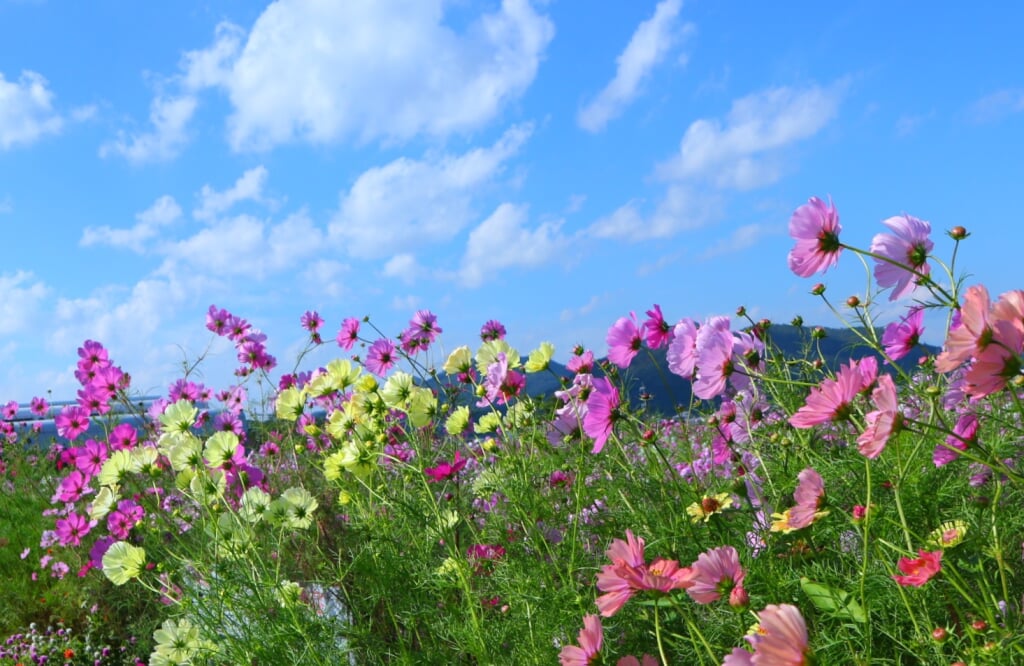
[811,283,826,296]
[736,305,747,317]
[846,295,861,308]
[948,226,968,240]
[931,627,948,642]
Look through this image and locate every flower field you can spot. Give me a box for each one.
[2,197,1023,665]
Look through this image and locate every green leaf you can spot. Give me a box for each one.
[800,577,867,623]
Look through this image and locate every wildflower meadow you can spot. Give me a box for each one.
[3,197,1024,665]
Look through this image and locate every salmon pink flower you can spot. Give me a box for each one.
[871,214,934,301]
[893,549,942,587]
[789,360,863,428]
[687,545,745,605]
[936,285,992,372]
[787,196,842,278]
[606,313,642,369]
[595,530,693,617]
[559,614,602,666]
[856,374,902,459]
[751,604,811,665]
[964,319,1023,398]
[583,377,619,454]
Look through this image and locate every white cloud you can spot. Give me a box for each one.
[101,23,244,163]
[81,195,183,252]
[459,203,566,287]
[0,270,49,335]
[0,70,64,149]
[967,88,1024,124]
[657,83,845,189]
[100,93,198,163]
[895,111,933,137]
[223,0,553,150]
[578,0,689,132]
[391,294,421,311]
[589,185,719,241]
[382,253,425,285]
[302,259,349,299]
[560,294,601,322]
[329,123,531,258]
[701,223,773,259]
[193,166,269,221]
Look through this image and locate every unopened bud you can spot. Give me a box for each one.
[948,226,968,240]
[846,295,861,308]
[736,305,746,317]
[811,283,826,296]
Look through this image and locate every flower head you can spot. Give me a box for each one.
[789,360,864,428]
[606,313,642,369]
[101,541,146,586]
[751,604,811,665]
[856,373,902,459]
[871,214,933,301]
[787,196,842,278]
[687,493,734,523]
[882,306,925,361]
[927,521,967,549]
[365,338,397,377]
[559,615,602,666]
[687,545,745,605]
[583,377,620,454]
[893,550,942,587]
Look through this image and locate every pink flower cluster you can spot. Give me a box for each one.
[206,305,277,376]
[935,285,1024,399]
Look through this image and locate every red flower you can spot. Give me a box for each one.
[893,550,942,587]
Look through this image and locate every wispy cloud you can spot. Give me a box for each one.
[193,166,270,221]
[329,124,532,258]
[700,223,774,260]
[459,203,567,287]
[0,70,64,149]
[80,195,182,252]
[0,270,49,335]
[657,83,845,189]
[577,0,690,132]
[966,88,1024,124]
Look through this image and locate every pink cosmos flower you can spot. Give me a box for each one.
[687,545,746,605]
[424,451,467,482]
[856,374,902,459]
[30,396,49,417]
[606,313,642,369]
[336,317,361,350]
[57,470,90,503]
[55,405,91,440]
[583,377,619,454]
[642,304,672,349]
[559,615,602,666]
[75,439,109,478]
[751,604,811,665]
[1,400,16,420]
[788,360,863,428]
[787,196,842,278]
[479,353,526,406]
[788,468,827,529]
[617,656,658,666]
[409,310,442,344]
[693,318,736,400]
[55,511,94,547]
[480,319,507,342]
[365,338,397,376]
[882,307,925,361]
[933,412,978,467]
[666,318,699,379]
[964,319,1023,398]
[108,500,145,539]
[595,531,694,617]
[935,285,992,372]
[77,340,110,373]
[566,349,595,374]
[870,214,934,301]
[206,305,231,335]
[108,423,138,451]
[893,550,942,587]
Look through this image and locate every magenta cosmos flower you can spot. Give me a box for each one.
[642,304,672,349]
[559,615,602,666]
[666,317,699,379]
[55,405,91,440]
[365,338,397,376]
[933,412,978,467]
[870,214,933,301]
[336,317,361,350]
[788,468,828,529]
[787,196,842,278]
[882,306,925,361]
[583,377,619,454]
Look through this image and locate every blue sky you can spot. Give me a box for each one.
[1,0,1022,403]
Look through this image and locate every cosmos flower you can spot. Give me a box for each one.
[787,196,842,278]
